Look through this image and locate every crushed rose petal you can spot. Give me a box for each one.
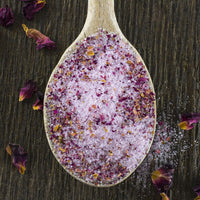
[0,5,14,27]
[22,24,55,50]
[21,0,46,20]
[33,91,43,111]
[6,143,27,174]
[151,165,174,197]
[178,113,200,130]
[19,80,37,101]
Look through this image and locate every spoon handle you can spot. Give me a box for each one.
[83,0,122,35]
[56,0,124,65]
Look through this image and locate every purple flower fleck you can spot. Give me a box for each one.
[151,165,174,193]
[21,0,46,20]
[33,91,43,111]
[0,5,14,27]
[6,143,27,174]
[194,185,200,200]
[19,80,37,101]
[135,77,146,85]
[178,113,200,130]
[22,24,55,50]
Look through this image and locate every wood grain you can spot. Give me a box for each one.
[0,0,200,199]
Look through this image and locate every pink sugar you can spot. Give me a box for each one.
[45,30,156,186]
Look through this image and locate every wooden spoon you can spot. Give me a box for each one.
[44,0,156,187]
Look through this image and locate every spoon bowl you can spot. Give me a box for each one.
[44,0,156,187]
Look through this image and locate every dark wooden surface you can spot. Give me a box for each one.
[1,0,200,199]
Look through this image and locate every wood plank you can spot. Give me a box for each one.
[0,0,199,199]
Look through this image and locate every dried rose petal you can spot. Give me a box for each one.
[194,185,200,196]
[6,143,27,174]
[160,193,170,200]
[194,185,200,200]
[151,165,174,194]
[33,91,43,111]
[22,0,46,20]
[0,5,14,27]
[19,80,37,101]
[22,24,55,50]
[178,113,200,130]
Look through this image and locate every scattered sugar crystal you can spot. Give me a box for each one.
[131,114,185,189]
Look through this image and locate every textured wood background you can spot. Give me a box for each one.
[1,0,200,199]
